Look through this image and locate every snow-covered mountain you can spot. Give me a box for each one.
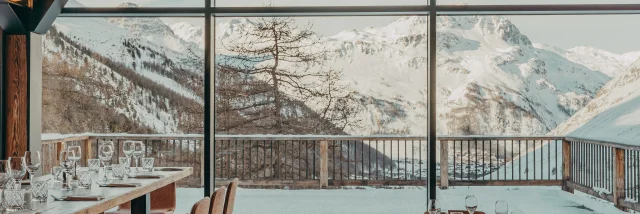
[45,2,640,137]
[43,1,204,134]
[171,22,204,48]
[308,16,617,136]
[211,16,640,136]
[550,59,640,145]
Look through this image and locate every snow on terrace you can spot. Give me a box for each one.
[174,186,626,214]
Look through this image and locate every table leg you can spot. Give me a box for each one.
[130,193,150,214]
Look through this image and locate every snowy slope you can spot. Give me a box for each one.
[536,45,639,77]
[550,59,640,146]
[317,16,612,136]
[171,22,204,48]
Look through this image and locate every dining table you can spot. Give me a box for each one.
[14,167,192,214]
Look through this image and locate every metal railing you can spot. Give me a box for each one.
[438,136,564,187]
[214,136,428,187]
[564,137,640,212]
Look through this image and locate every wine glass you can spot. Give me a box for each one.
[122,141,135,170]
[495,200,508,214]
[132,141,144,171]
[67,146,82,175]
[24,151,41,182]
[59,150,75,190]
[98,141,114,181]
[511,210,524,214]
[428,199,441,214]
[465,195,478,214]
[7,157,26,189]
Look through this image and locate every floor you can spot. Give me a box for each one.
[175,186,628,214]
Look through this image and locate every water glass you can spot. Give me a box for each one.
[30,180,49,202]
[78,170,96,189]
[495,200,508,214]
[111,164,126,180]
[4,188,24,211]
[88,159,101,172]
[52,166,63,181]
[119,157,131,173]
[142,158,154,172]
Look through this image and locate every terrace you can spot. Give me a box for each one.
[2,0,640,213]
[41,134,640,213]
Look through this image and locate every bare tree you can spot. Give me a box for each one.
[221,17,358,134]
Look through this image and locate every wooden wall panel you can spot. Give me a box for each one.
[5,35,28,158]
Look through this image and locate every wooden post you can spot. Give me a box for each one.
[320,140,328,189]
[440,140,449,189]
[56,141,64,165]
[562,139,573,193]
[4,35,29,158]
[83,138,92,166]
[613,148,628,211]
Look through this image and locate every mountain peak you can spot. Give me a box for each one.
[117,2,140,8]
[438,16,532,47]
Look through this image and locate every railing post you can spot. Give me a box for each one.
[320,140,329,189]
[201,139,205,188]
[82,138,92,166]
[440,140,449,189]
[56,141,63,166]
[562,139,573,193]
[613,148,628,212]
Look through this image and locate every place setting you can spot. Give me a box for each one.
[426,195,525,214]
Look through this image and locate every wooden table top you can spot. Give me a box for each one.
[19,167,192,214]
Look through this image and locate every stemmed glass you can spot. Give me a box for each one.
[495,200,508,214]
[59,150,75,190]
[132,141,144,171]
[122,141,135,171]
[24,151,41,182]
[428,199,441,214]
[67,146,82,176]
[98,141,114,181]
[465,195,478,214]
[7,157,26,189]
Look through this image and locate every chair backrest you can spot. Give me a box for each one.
[190,197,211,214]
[223,179,239,214]
[208,186,227,214]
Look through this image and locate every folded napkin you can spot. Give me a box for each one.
[154,168,183,172]
[131,175,164,179]
[99,183,142,187]
[64,195,105,201]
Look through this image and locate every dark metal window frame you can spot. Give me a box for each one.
[55,0,640,202]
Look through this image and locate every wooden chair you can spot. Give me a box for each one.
[208,186,227,214]
[106,182,177,214]
[223,179,239,214]
[190,197,211,214]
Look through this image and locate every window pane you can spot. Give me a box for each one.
[214,16,429,213]
[214,0,428,7]
[436,15,640,136]
[43,16,204,213]
[66,0,203,7]
[438,0,637,4]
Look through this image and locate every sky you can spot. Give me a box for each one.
[72,0,640,53]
